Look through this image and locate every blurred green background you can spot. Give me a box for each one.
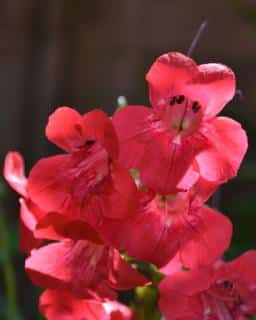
[0,0,256,319]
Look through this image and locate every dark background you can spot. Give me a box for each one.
[0,0,256,319]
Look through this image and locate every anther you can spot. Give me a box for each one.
[85,140,95,146]
[192,101,201,113]
[176,95,185,104]
[223,280,233,289]
[169,96,176,106]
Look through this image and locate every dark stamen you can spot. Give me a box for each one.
[169,96,176,106]
[176,95,185,104]
[223,280,232,289]
[192,101,201,113]
[85,140,95,146]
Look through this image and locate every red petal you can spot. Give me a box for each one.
[3,152,27,197]
[28,153,136,226]
[187,63,236,118]
[80,109,119,160]
[46,107,84,152]
[227,250,256,284]
[35,212,102,244]
[197,117,248,183]
[159,268,212,320]
[99,162,138,219]
[146,52,198,108]
[25,240,117,299]
[179,206,232,269]
[19,199,43,253]
[160,267,212,296]
[27,154,71,213]
[39,289,108,320]
[112,105,154,169]
[139,133,206,194]
[189,175,219,207]
[46,107,119,159]
[109,249,148,290]
[101,193,192,268]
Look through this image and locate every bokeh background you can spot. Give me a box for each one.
[0,0,256,319]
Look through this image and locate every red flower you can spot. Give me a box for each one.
[25,239,147,300]
[39,289,133,320]
[113,52,247,194]
[3,152,101,250]
[27,107,138,229]
[159,251,256,320]
[100,184,232,267]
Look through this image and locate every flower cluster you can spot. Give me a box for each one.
[4,52,255,320]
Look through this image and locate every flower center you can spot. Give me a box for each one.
[68,142,110,200]
[162,95,203,143]
[202,280,242,319]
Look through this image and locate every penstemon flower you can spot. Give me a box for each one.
[3,51,253,320]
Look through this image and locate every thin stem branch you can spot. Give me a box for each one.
[187,20,208,57]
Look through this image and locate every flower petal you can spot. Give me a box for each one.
[35,212,102,244]
[39,289,108,320]
[101,193,192,267]
[80,109,119,160]
[46,107,119,159]
[20,199,43,253]
[227,250,256,284]
[139,133,206,194]
[25,240,117,299]
[146,52,198,108]
[3,152,27,197]
[159,268,212,320]
[109,249,148,290]
[112,105,154,169]
[187,63,236,118]
[179,206,232,269]
[197,117,248,183]
[99,162,139,219]
[46,107,85,152]
[27,154,72,213]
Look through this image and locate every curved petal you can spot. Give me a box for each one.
[186,63,236,118]
[189,176,219,207]
[20,199,43,253]
[25,240,117,299]
[3,152,27,197]
[138,133,206,194]
[80,109,119,160]
[109,249,148,290]
[46,108,119,159]
[28,153,137,226]
[197,117,248,184]
[179,206,232,269]
[146,52,198,108]
[100,193,192,268]
[159,268,212,320]
[112,105,154,169]
[99,162,139,219]
[39,290,108,320]
[46,107,84,152]
[104,213,184,268]
[227,250,256,284]
[35,212,103,244]
[27,154,72,213]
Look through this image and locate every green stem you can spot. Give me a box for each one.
[0,206,20,320]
